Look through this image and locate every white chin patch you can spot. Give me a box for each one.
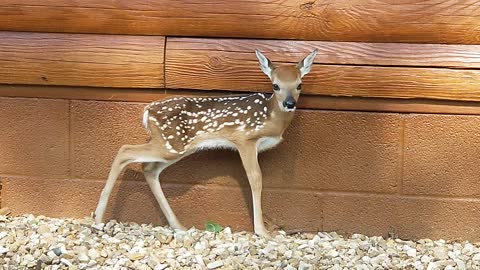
[284,107,296,112]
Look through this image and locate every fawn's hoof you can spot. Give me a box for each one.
[171,223,187,231]
[255,229,271,238]
[92,212,103,224]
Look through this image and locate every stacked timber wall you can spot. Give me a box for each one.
[1,0,480,240]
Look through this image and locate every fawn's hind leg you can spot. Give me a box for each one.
[94,143,166,223]
[143,161,186,230]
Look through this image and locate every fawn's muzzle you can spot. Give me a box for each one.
[283,97,296,110]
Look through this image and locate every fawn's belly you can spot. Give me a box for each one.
[194,138,237,151]
[190,136,282,153]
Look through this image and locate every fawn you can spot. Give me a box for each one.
[93,49,318,237]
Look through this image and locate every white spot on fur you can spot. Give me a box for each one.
[236,125,246,131]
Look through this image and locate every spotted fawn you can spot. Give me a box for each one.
[94,49,318,237]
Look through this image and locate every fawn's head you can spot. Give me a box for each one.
[255,49,318,112]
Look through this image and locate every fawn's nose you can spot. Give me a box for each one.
[283,99,296,109]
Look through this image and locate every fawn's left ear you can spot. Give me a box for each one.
[255,49,275,79]
[297,49,318,78]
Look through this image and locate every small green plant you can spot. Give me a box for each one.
[205,221,223,233]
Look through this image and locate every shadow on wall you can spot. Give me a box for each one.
[109,150,254,230]
[66,100,480,239]
[106,108,405,235]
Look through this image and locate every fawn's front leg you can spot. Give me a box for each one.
[237,142,269,237]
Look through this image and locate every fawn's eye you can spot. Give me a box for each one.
[297,84,302,91]
[272,84,280,91]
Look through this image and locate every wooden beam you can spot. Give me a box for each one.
[166,38,480,102]
[0,32,165,88]
[298,95,480,116]
[0,85,167,103]
[168,38,480,69]
[172,90,480,115]
[1,0,480,44]
[3,85,480,116]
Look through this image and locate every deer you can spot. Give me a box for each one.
[93,49,318,237]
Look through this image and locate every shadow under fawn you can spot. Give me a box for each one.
[93,49,318,237]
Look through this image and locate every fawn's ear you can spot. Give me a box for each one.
[255,49,275,79]
[297,49,318,78]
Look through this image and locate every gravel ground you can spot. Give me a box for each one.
[1,214,480,270]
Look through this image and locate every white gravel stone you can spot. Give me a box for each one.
[207,260,224,269]
[2,214,480,269]
[154,264,168,270]
[433,246,449,260]
[407,248,417,257]
[87,248,99,260]
[60,258,72,267]
[473,253,480,261]
[78,252,89,262]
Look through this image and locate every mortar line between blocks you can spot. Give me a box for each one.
[320,198,325,232]
[398,115,406,195]
[68,99,72,179]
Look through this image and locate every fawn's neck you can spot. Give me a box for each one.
[265,95,296,135]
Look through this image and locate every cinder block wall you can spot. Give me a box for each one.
[3,97,480,241]
[2,1,480,241]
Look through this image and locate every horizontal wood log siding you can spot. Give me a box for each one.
[169,39,480,68]
[0,32,165,88]
[165,38,480,101]
[1,1,480,44]
[2,32,480,107]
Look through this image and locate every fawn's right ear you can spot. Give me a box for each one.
[255,49,275,79]
[297,49,318,78]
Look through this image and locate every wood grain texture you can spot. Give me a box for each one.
[166,38,480,101]
[0,85,168,102]
[0,32,165,88]
[3,85,480,116]
[168,38,480,68]
[1,0,480,44]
